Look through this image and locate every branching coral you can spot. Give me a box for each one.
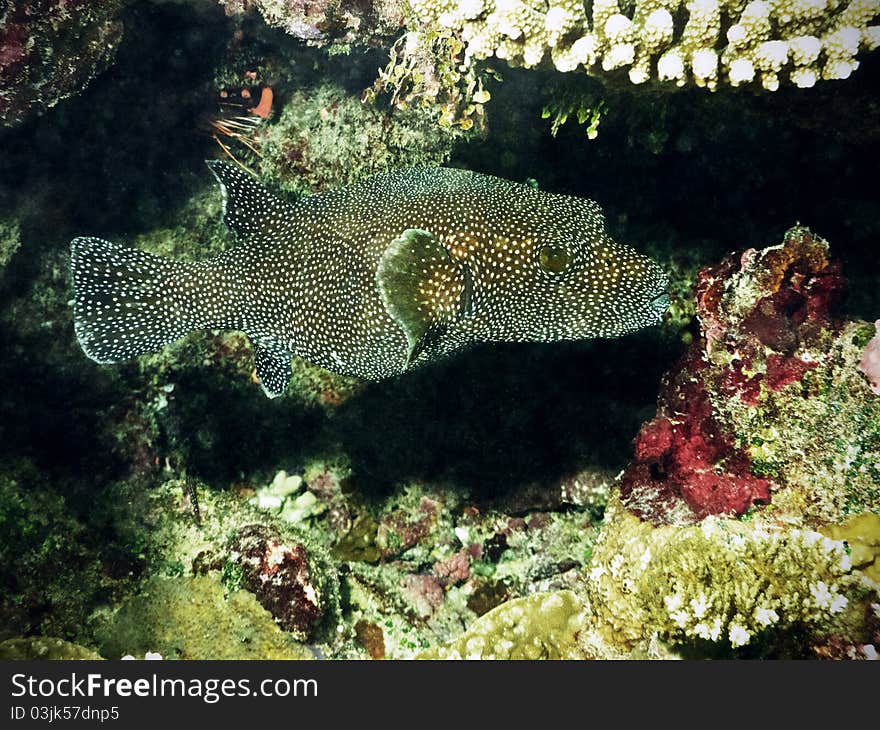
[587,495,875,651]
[409,0,880,90]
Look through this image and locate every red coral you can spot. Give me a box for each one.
[621,355,771,522]
[764,353,818,392]
[621,228,847,525]
[376,496,440,558]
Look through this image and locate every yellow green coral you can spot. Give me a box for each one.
[409,0,880,90]
[0,636,103,660]
[822,513,880,582]
[419,590,588,659]
[96,575,315,660]
[586,495,876,650]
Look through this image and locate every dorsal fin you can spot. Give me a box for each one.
[205,160,297,243]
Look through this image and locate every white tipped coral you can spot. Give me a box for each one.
[406,0,880,89]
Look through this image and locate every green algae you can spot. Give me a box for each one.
[0,218,20,272]
[96,575,314,660]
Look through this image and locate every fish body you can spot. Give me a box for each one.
[71,163,669,397]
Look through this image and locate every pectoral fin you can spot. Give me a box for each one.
[254,345,291,399]
[377,229,470,368]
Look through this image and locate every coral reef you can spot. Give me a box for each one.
[584,227,879,656]
[245,82,467,196]
[1,0,877,662]
[0,465,130,641]
[621,226,879,525]
[0,0,124,127]
[408,0,879,90]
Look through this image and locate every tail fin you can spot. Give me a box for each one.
[70,236,205,363]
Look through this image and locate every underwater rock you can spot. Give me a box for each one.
[221,0,406,48]
[228,523,338,641]
[0,636,102,660]
[96,574,314,660]
[585,227,880,655]
[0,0,124,127]
[621,226,878,525]
[376,496,442,559]
[247,83,467,196]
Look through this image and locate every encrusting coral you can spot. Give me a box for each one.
[409,0,880,90]
[419,590,588,659]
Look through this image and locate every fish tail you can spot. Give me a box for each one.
[70,237,234,363]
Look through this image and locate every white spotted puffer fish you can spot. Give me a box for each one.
[70,163,669,397]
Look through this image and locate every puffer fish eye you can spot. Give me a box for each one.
[537,244,572,275]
